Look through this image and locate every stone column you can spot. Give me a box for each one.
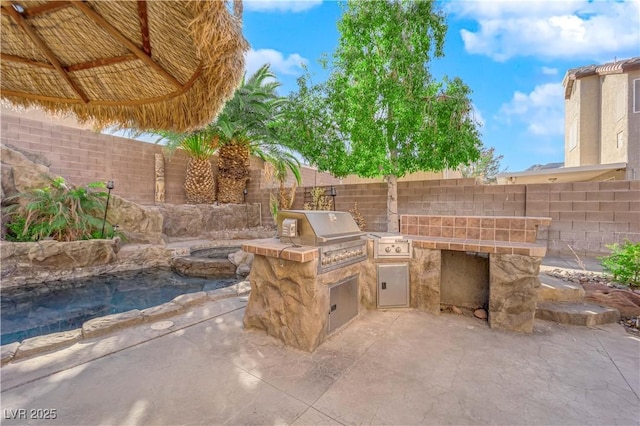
[154,153,165,203]
[243,255,327,352]
[409,248,441,314]
[489,254,541,333]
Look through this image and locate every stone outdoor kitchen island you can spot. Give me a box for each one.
[242,212,551,352]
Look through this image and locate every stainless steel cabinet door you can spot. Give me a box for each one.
[377,263,409,308]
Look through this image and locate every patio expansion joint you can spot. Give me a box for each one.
[592,330,640,401]
[0,304,247,394]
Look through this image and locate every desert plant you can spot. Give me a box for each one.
[600,241,640,288]
[349,202,366,231]
[303,187,333,211]
[3,177,114,242]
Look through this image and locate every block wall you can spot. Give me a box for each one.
[253,177,639,257]
[1,114,190,204]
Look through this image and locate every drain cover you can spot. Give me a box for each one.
[150,321,174,330]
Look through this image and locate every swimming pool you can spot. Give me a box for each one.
[1,268,239,345]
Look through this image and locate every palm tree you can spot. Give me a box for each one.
[152,64,301,204]
[158,129,218,204]
[214,64,300,203]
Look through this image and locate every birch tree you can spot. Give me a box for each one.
[278,0,482,232]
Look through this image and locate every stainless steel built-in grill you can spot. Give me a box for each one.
[277,210,367,274]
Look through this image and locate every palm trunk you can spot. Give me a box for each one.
[217,141,250,204]
[185,158,216,204]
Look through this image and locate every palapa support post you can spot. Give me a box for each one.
[154,153,165,203]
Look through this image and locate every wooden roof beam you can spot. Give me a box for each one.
[22,1,71,17]
[1,3,89,103]
[72,1,182,90]
[1,52,56,69]
[137,0,151,56]
[66,53,137,72]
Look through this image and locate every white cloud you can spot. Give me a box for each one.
[450,0,640,61]
[471,104,485,127]
[498,83,564,136]
[245,48,308,77]
[244,0,322,13]
[542,66,558,76]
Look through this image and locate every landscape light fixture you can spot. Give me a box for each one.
[330,185,337,211]
[243,187,248,202]
[101,180,114,238]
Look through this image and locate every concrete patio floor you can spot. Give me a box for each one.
[1,294,639,425]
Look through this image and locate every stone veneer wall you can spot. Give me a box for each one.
[243,237,542,352]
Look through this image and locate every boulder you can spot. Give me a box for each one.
[106,195,164,244]
[229,249,254,277]
[1,239,119,269]
[0,145,51,195]
[157,203,260,237]
[171,256,236,278]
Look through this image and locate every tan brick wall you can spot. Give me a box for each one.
[252,177,638,257]
[3,114,637,256]
[1,114,190,204]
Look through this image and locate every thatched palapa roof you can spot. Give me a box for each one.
[1,0,249,131]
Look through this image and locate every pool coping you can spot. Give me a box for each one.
[1,281,251,366]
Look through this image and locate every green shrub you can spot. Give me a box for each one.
[4,177,114,242]
[600,240,640,288]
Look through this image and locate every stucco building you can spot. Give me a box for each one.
[563,56,640,180]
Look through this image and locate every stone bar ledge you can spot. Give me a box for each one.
[242,238,318,263]
[412,237,547,257]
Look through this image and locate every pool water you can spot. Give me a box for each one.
[1,268,239,345]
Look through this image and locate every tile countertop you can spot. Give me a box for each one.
[242,238,319,263]
[242,235,546,259]
[410,236,547,257]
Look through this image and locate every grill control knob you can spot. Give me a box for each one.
[385,246,392,253]
[395,246,402,253]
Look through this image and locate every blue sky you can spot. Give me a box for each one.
[240,0,640,173]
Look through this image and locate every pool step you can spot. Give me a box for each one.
[537,274,585,302]
[536,301,620,327]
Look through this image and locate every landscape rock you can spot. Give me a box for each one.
[474,308,488,320]
[82,310,143,339]
[14,329,82,360]
[171,257,236,278]
[1,342,20,366]
[116,245,173,269]
[1,239,119,272]
[4,143,51,167]
[236,280,252,296]
[0,145,51,195]
[141,303,186,322]
[451,306,462,315]
[107,195,164,244]
[229,250,254,276]
[236,264,252,277]
[157,204,260,237]
[207,286,238,301]
[172,292,208,308]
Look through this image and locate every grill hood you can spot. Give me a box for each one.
[277,210,364,246]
